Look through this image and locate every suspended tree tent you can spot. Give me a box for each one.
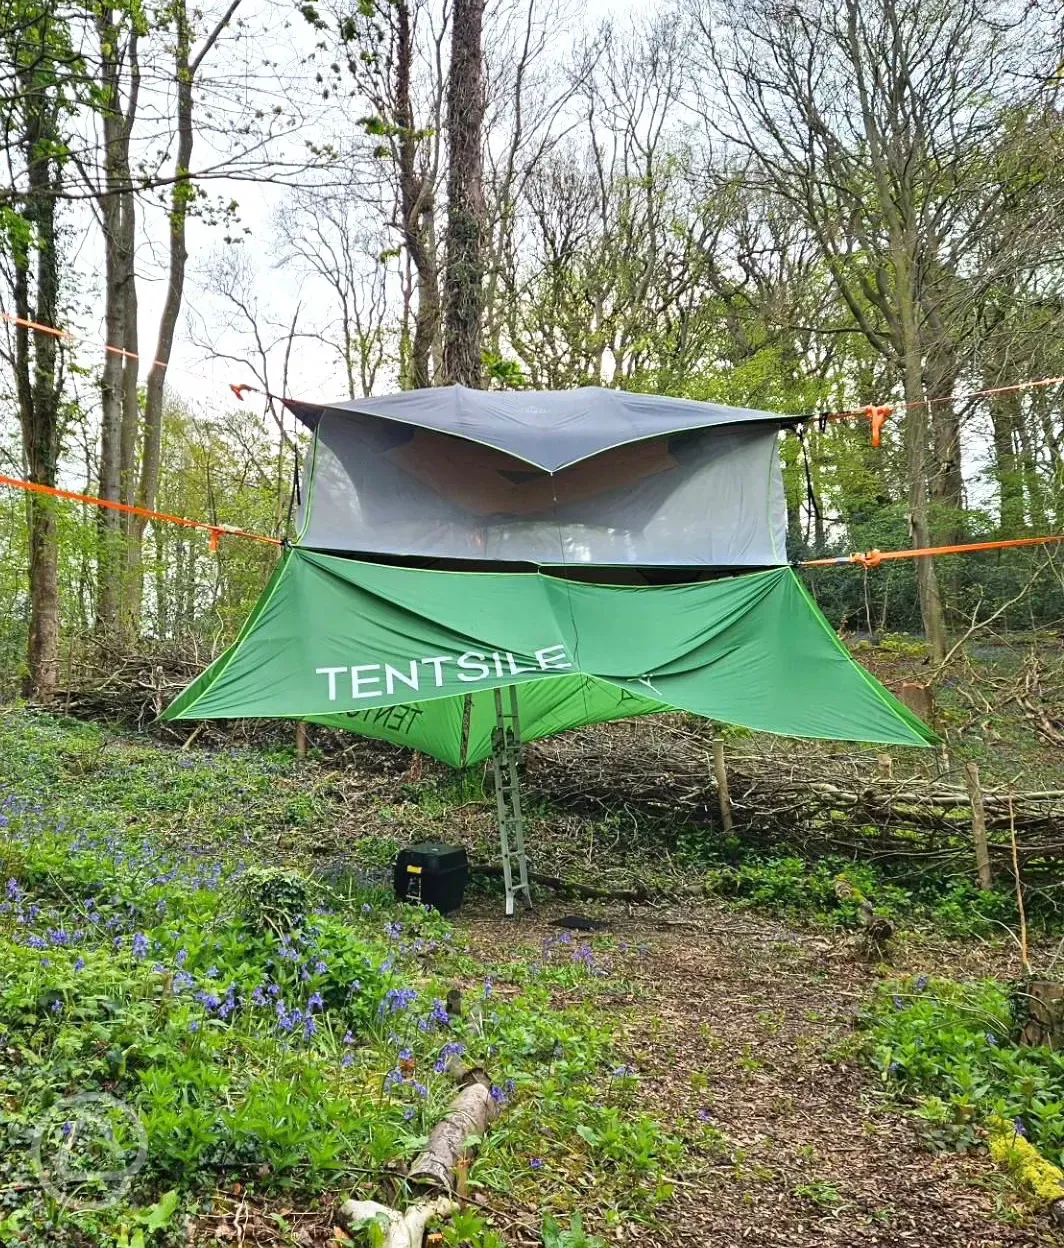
[164,386,935,911]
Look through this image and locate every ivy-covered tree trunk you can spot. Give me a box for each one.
[442,0,486,388]
[394,0,440,390]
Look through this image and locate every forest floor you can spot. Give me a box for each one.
[2,705,1064,1247]
[465,897,1059,1248]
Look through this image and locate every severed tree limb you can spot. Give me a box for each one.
[408,1078,499,1191]
[338,1196,457,1248]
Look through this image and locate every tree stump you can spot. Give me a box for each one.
[1015,981,1064,1049]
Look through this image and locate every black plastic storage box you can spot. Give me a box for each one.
[393,842,469,914]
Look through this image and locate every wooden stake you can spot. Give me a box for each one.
[1009,796,1030,977]
[964,761,992,890]
[295,721,307,759]
[712,738,733,833]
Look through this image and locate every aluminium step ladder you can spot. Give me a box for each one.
[491,685,532,916]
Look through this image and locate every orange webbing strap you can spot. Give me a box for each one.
[0,312,175,372]
[802,533,1064,569]
[0,474,282,551]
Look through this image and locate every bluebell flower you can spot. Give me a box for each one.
[189,1020,201,1033]
[698,1109,712,1123]
[307,992,324,1011]
[304,1015,317,1039]
[985,1033,998,1047]
[915,975,929,992]
[430,999,450,1027]
[434,1041,466,1073]
[341,1052,354,1068]
[41,957,52,967]
[26,936,46,950]
[251,987,267,1007]
[173,971,195,993]
[176,949,188,968]
[384,1069,403,1090]
[403,1106,416,1120]
[490,1085,508,1105]
[612,1065,635,1078]
[206,966,219,979]
[385,921,403,939]
[379,987,418,1015]
[572,946,595,967]
[50,1000,62,1014]
[132,933,150,960]
[361,904,372,915]
[529,1158,544,1170]
[1014,1117,1028,1138]
[73,957,85,973]
[6,879,21,902]
[892,995,904,1010]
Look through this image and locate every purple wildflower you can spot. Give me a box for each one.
[132,933,150,960]
[307,992,325,1012]
[379,987,418,1015]
[73,957,85,973]
[341,1052,354,1068]
[529,1158,544,1170]
[434,1042,466,1073]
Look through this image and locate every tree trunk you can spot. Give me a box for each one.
[991,391,1024,534]
[125,0,241,633]
[1015,981,1064,1049]
[394,0,440,390]
[442,0,486,388]
[923,334,963,531]
[94,16,139,634]
[896,269,947,663]
[13,56,63,700]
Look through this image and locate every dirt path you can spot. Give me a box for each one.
[463,898,1063,1248]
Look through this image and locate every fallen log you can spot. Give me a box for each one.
[338,1061,503,1242]
[338,1195,457,1248]
[470,861,706,903]
[408,1072,498,1191]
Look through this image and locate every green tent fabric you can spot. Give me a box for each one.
[163,548,935,763]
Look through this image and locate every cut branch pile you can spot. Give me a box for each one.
[524,718,1064,875]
